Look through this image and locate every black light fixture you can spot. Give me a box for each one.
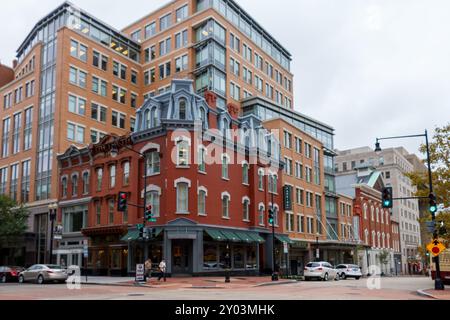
[375,140,382,153]
[110,144,119,158]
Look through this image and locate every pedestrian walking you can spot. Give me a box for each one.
[145,258,152,281]
[158,260,167,282]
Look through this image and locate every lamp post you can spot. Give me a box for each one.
[315,235,320,262]
[270,191,278,281]
[375,130,444,290]
[48,203,58,265]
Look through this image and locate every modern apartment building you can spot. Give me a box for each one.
[335,147,423,274]
[0,0,294,266]
[121,0,293,110]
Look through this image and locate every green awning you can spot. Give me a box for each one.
[153,228,163,238]
[205,229,227,241]
[233,231,254,243]
[221,230,241,242]
[247,232,266,243]
[121,230,140,242]
[275,234,294,244]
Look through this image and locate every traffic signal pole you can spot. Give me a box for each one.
[376,130,444,290]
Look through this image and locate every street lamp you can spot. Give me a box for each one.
[48,203,58,265]
[375,130,445,290]
[315,234,320,262]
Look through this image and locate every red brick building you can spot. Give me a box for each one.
[57,80,285,276]
[336,166,395,275]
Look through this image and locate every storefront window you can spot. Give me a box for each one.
[111,249,121,269]
[203,244,218,270]
[218,245,229,270]
[246,246,257,269]
[233,246,245,269]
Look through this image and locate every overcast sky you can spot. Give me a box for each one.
[1,0,449,157]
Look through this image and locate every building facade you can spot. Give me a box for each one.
[57,80,288,276]
[335,147,422,274]
[0,0,294,266]
[336,165,395,275]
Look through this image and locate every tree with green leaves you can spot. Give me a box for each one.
[378,249,390,274]
[406,123,450,207]
[0,195,30,246]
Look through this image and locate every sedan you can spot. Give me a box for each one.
[335,264,362,280]
[0,266,25,283]
[304,262,338,281]
[18,264,68,284]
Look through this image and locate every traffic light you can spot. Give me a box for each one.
[145,205,153,222]
[117,192,128,212]
[268,208,274,225]
[429,193,438,214]
[137,224,144,239]
[381,187,393,209]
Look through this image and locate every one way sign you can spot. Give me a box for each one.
[426,240,446,257]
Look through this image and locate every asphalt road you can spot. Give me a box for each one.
[0,277,433,300]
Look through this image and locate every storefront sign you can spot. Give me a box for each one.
[136,264,145,282]
[91,135,133,156]
[283,185,292,211]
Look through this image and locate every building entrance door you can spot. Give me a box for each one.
[172,240,192,274]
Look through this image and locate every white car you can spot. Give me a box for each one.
[304,262,338,281]
[335,264,362,280]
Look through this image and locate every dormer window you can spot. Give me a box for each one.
[179,99,187,120]
[151,107,159,127]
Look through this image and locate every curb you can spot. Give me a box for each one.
[417,289,438,300]
[253,280,298,287]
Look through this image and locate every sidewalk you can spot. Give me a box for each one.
[417,288,450,300]
[77,276,297,289]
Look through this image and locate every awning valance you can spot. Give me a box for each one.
[275,234,294,244]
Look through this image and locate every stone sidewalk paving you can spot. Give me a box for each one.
[79,276,297,289]
[418,288,450,300]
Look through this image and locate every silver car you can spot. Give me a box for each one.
[18,264,68,284]
[335,264,362,280]
[304,262,338,281]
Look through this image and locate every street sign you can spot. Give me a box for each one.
[316,249,320,259]
[83,239,88,258]
[54,225,63,240]
[427,240,446,257]
[283,185,293,211]
[283,242,289,254]
[136,264,145,282]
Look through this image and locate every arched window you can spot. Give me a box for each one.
[222,118,229,138]
[146,191,160,217]
[146,151,160,175]
[363,203,368,219]
[222,155,229,179]
[151,107,159,127]
[242,162,249,184]
[110,165,116,188]
[198,147,206,173]
[177,140,190,166]
[364,229,369,244]
[179,99,187,120]
[71,175,78,196]
[82,172,89,194]
[372,231,376,247]
[258,204,265,226]
[176,182,189,213]
[243,198,250,221]
[258,170,264,190]
[61,177,68,198]
[377,232,381,248]
[198,189,207,216]
[382,233,386,248]
[376,208,379,222]
[222,193,230,218]
[123,162,130,186]
[96,168,103,191]
[371,206,374,221]
[145,109,151,129]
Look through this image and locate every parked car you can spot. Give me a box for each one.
[0,266,25,283]
[304,262,338,281]
[335,264,362,280]
[18,264,68,284]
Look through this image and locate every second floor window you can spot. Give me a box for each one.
[96,168,103,191]
[176,182,189,213]
[123,162,130,185]
[177,140,190,166]
[110,165,116,188]
[82,172,89,194]
[222,155,229,179]
[71,175,78,196]
[62,177,68,198]
[146,151,160,175]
